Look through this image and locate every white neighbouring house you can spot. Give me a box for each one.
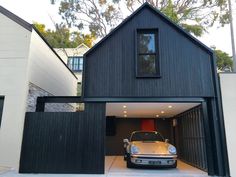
[54,44,89,96]
[219,73,236,177]
[54,43,89,83]
[0,6,78,171]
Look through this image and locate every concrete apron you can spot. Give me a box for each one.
[1,156,209,177]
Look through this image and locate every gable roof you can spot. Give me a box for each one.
[0,5,32,31]
[84,2,213,56]
[0,5,77,79]
[76,43,90,50]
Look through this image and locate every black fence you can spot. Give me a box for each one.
[175,106,207,171]
[19,103,105,174]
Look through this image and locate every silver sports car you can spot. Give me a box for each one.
[123,131,177,168]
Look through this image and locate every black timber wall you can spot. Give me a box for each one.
[106,118,172,155]
[82,6,230,174]
[174,106,207,171]
[19,103,105,174]
[83,6,215,98]
[106,118,141,155]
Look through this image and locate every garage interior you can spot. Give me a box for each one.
[105,102,208,176]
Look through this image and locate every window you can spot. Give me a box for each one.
[67,57,83,72]
[136,29,160,77]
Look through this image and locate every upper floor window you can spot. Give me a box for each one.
[68,57,83,72]
[136,29,160,77]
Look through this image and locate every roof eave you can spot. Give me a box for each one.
[0,5,32,31]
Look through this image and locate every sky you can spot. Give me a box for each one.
[0,0,236,55]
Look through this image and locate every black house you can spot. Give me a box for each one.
[20,3,229,177]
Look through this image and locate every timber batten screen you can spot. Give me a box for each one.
[20,103,105,174]
[175,106,207,171]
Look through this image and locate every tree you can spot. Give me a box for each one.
[214,49,233,71]
[34,22,95,48]
[123,0,229,36]
[54,0,123,38]
[51,0,229,37]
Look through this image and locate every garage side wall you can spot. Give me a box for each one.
[174,106,207,171]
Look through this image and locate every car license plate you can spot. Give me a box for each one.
[149,161,161,165]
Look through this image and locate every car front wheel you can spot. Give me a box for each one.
[126,155,135,168]
[171,160,177,168]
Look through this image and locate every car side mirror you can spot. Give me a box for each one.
[123,139,129,144]
[165,139,169,143]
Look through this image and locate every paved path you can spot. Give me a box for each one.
[105,156,208,177]
[0,156,208,177]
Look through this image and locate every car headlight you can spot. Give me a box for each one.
[130,145,139,154]
[168,145,177,154]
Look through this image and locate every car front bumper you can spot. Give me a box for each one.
[130,154,177,166]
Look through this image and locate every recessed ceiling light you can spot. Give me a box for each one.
[168,105,173,108]
[124,114,127,117]
[156,115,159,118]
[123,105,127,108]
[161,111,165,114]
[124,111,127,114]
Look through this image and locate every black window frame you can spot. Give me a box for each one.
[67,56,83,72]
[135,28,160,78]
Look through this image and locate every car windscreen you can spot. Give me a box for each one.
[130,132,164,142]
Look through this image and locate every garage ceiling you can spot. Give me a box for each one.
[106,102,200,118]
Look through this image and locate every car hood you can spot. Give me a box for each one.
[131,141,171,155]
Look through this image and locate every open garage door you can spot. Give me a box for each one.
[105,102,208,176]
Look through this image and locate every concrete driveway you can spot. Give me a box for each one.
[0,156,208,177]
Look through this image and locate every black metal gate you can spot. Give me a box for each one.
[19,103,105,174]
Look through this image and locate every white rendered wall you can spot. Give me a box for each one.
[28,30,78,97]
[219,73,236,177]
[0,13,31,170]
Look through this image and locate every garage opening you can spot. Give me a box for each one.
[105,102,208,176]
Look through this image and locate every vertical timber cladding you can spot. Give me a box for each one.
[19,103,105,174]
[175,105,207,171]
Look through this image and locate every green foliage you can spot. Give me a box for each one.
[57,0,122,37]
[214,49,233,70]
[77,82,82,96]
[33,22,95,48]
[124,0,229,36]
[181,24,205,37]
[51,0,229,38]
[161,0,178,23]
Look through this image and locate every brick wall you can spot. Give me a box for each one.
[26,83,75,112]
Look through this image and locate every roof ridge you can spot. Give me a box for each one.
[76,43,90,49]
